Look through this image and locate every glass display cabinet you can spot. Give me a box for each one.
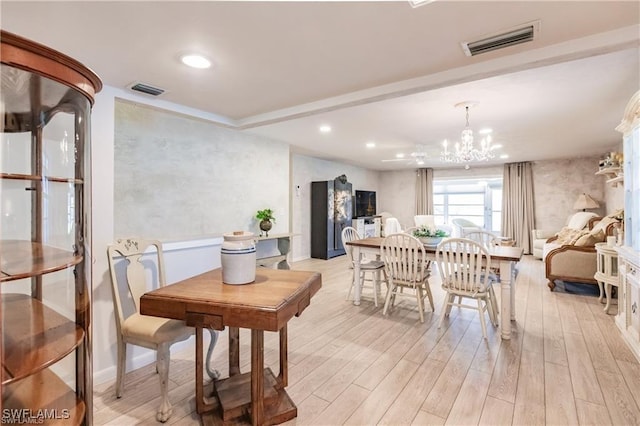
[1,30,101,424]
[615,90,640,362]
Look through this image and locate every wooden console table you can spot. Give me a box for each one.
[140,268,322,425]
[255,233,296,269]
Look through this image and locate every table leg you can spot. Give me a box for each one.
[229,327,240,376]
[499,260,513,340]
[195,326,216,414]
[604,283,613,314]
[352,246,362,305]
[251,329,264,426]
[278,326,288,387]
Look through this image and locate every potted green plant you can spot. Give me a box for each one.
[412,225,449,246]
[256,208,275,236]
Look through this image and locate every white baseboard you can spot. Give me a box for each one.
[93,337,195,386]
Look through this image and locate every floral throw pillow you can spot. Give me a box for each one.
[555,227,584,245]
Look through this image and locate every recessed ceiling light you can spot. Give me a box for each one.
[492,144,503,149]
[500,154,509,159]
[181,54,212,69]
[319,125,332,134]
[479,128,493,134]
[366,142,376,148]
[396,153,405,159]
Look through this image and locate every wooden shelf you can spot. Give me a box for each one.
[2,293,84,385]
[3,368,86,425]
[0,240,82,282]
[596,166,624,187]
[1,173,83,184]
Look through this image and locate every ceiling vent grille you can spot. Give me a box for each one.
[127,82,166,97]
[462,21,539,57]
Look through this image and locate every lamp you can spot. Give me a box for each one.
[440,102,495,164]
[573,193,599,211]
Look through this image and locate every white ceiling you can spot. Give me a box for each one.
[2,1,638,171]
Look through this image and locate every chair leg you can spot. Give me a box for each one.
[486,294,497,327]
[346,270,355,301]
[425,283,435,311]
[416,287,425,323]
[382,282,395,316]
[477,299,488,339]
[156,343,173,422]
[372,271,379,307]
[446,293,455,316]
[115,337,126,398]
[438,293,450,329]
[205,329,220,380]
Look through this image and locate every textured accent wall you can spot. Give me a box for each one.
[114,101,289,239]
[291,154,379,261]
[378,169,417,228]
[532,156,606,231]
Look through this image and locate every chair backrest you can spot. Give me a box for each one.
[341,226,362,265]
[107,238,166,328]
[464,230,500,250]
[414,215,435,228]
[380,233,427,285]
[436,238,491,294]
[404,226,418,235]
[385,217,403,235]
[451,218,482,237]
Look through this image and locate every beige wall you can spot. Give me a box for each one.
[531,156,606,231]
[290,154,379,261]
[114,100,290,240]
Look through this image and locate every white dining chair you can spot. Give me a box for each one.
[341,226,387,306]
[107,238,219,422]
[414,215,436,228]
[380,233,434,323]
[435,238,497,339]
[463,230,501,319]
[385,217,403,234]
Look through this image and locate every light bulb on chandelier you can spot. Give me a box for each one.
[440,102,496,163]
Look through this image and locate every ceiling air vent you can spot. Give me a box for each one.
[127,82,166,97]
[462,21,540,57]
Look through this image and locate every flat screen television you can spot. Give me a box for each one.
[354,190,376,218]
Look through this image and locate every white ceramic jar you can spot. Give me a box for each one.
[221,231,256,285]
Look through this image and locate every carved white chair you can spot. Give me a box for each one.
[435,238,497,339]
[107,238,219,422]
[341,227,387,306]
[380,233,434,323]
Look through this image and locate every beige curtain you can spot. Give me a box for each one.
[502,162,535,253]
[415,168,434,215]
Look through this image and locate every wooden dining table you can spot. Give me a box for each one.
[345,237,523,340]
[140,267,322,425]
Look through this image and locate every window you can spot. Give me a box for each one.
[433,178,503,233]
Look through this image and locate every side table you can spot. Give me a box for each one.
[595,242,619,314]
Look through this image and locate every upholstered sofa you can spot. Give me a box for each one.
[544,213,620,291]
[531,212,598,259]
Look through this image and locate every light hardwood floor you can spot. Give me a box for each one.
[94,255,640,425]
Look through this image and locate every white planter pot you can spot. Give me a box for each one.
[419,236,443,246]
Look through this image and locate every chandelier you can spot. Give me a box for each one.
[440,103,495,163]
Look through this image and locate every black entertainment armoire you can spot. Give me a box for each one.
[311,176,353,259]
